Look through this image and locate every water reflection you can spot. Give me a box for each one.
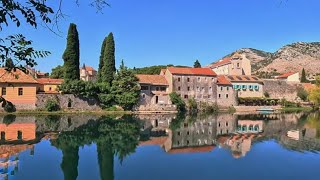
[0,112,319,179]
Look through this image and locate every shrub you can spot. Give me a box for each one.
[169,92,186,112]
[187,98,197,113]
[199,102,219,113]
[297,87,308,101]
[228,106,236,114]
[45,99,60,112]
[3,101,16,113]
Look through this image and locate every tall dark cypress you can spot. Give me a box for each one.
[97,37,108,82]
[301,68,308,83]
[63,23,80,80]
[101,32,116,84]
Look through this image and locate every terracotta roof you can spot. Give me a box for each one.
[0,68,38,84]
[227,75,262,83]
[36,78,64,85]
[139,137,169,146]
[167,67,217,76]
[168,145,215,154]
[277,72,297,79]
[217,75,232,85]
[81,65,96,72]
[208,57,232,68]
[136,74,168,85]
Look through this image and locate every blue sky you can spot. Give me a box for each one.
[2,0,320,72]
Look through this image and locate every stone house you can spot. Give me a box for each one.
[135,74,173,111]
[226,75,264,98]
[208,53,251,76]
[164,67,218,103]
[80,64,97,82]
[0,68,38,110]
[216,76,238,107]
[36,78,64,94]
[276,72,300,82]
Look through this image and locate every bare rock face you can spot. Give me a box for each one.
[213,42,320,75]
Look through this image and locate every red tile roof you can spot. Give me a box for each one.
[276,72,297,79]
[136,74,168,85]
[167,67,217,76]
[168,145,215,154]
[81,65,96,72]
[0,68,38,84]
[217,75,232,85]
[36,78,64,85]
[208,57,232,68]
[227,75,262,83]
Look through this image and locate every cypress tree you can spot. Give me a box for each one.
[97,37,108,82]
[194,60,201,68]
[301,68,308,83]
[63,23,80,81]
[101,32,116,84]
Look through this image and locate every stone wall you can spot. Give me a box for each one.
[36,94,102,111]
[263,80,303,102]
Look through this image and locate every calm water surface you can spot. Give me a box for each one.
[1,112,320,180]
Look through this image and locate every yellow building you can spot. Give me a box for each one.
[0,68,38,109]
[36,78,64,94]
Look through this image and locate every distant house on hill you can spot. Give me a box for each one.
[26,66,49,78]
[276,72,300,82]
[207,53,251,76]
[80,64,97,82]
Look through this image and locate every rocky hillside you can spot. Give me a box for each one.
[217,42,320,76]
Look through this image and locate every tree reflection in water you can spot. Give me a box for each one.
[50,115,140,180]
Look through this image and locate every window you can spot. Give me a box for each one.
[218,94,221,98]
[187,78,190,82]
[156,87,160,91]
[49,87,52,91]
[202,87,204,91]
[208,95,211,99]
[177,132,181,136]
[205,77,207,81]
[178,86,181,91]
[226,122,229,126]
[141,86,149,90]
[227,87,229,91]
[18,88,23,96]
[160,87,166,91]
[184,95,188,99]
[226,94,229,98]
[17,131,22,140]
[237,63,240,68]
[220,87,223,91]
[178,77,181,82]
[187,86,190,91]
[1,88,6,96]
[142,94,146,99]
[198,77,200,81]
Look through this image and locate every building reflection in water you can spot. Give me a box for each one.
[0,115,37,180]
[0,112,319,179]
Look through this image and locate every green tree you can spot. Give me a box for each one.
[97,37,108,82]
[301,68,308,83]
[309,88,320,106]
[111,61,140,110]
[193,60,201,68]
[50,65,65,79]
[63,23,80,81]
[316,75,320,87]
[101,33,116,84]
[169,92,186,112]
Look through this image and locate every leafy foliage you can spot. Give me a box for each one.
[59,80,99,99]
[133,64,189,75]
[0,34,50,71]
[297,87,308,101]
[111,61,140,110]
[101,32,116,84]
[45,99,60,112]
[97,37,107,82]
[63,23,80,80]
[187,98,197,114]
[50,65,65,79]
[2,100,16,112]
[193,59,201,68]
[169,92,186,112]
